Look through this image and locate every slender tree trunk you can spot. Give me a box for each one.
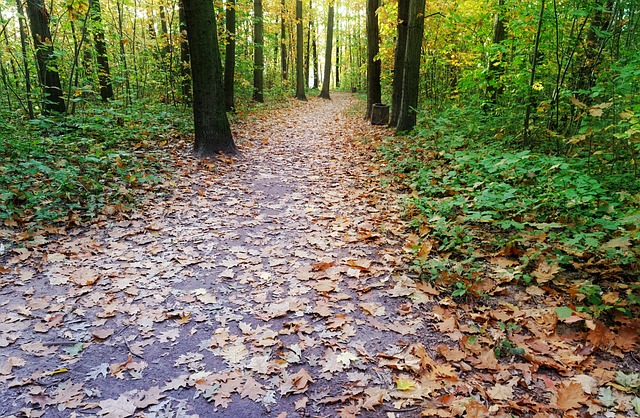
[25,0,66,114]
[179,0,191,103]
[365,0,381,119]
[295,0,307,100]
[486,0,506,105]
[15,0,34,118]
[390,0,409,126]
[280,0,287,81]
[224,0,235,110]
[253,0,264,102]
[319,2,334,99]
[335,11,339,88]
[182,0,235,155]
[523,0,545,147]
[0,8,12,110]
[305,0,312,87]
[312,16,319,89]
[396,0,426,132]
[116,0,131,106]
[89,0,113,101]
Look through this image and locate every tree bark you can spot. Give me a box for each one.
[295,0,307,100]
[224,0,235,110]
[486,0,506,105]
[25,0,66,114]
[88,0,113,101]
[390,0,409,126]
[312,16,319,89]
[305,0,312,87]
[15,0,35,118]
[396,0,426,132]
[253,0,264,102]
[280,0,287,81]
[179,0,191,104]
[523,0,545,147]
[365,0,381,119]
[182,0,236,156]
[319,2,334,99]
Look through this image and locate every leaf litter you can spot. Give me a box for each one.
[0,93,638,417]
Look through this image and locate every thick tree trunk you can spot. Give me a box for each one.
[182,0,236,156]
[25,0,66,114]
[319,2,334,99]
[486,0,506,105]
[253,0,264,102]
[224,0,235,110]
[179,0,191,104]
[295,0,307,101]
[396,0,426,132]
[390,0,409,126]
[365,0,381,119]
[88,0,113,101]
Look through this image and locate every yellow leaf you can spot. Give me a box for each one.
[396,378,415,391]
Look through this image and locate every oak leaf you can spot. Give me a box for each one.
[556,381,588,410]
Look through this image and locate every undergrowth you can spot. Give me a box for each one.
[380,105,640,318]
[0,101,188,226]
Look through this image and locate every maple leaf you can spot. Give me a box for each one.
[396,378,416,391]
[556,381,588,410]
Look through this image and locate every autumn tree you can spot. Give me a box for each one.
[253,0,264,102]
[319,1,335,99]
[390,0,409,126]
[295,0,307,100]
[396,0,425,132]
[25,0,66,114]
[365,0,380,119]
[88,0,113,101]
[182,0,236,155]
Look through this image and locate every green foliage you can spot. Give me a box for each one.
[0,103,185,225]
[380,104,639,303]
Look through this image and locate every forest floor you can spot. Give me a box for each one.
[0,93,638,418]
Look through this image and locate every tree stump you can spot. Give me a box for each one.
[371,103,389,125]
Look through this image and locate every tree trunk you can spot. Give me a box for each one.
[89,0,113,101]
[319,2,334,99]
[179,0,191,104]
[396,0,426,132]
[312,16,319,89]
[280,0,288,82]
[305,0,312,87]
[523,0,545,147]
[253,0,264,102]
[365,0,381,119]
[15,0,34,118]
[390,0,409,126]
[486,0,506,105]
[25,0,66,114]
[182,0,236,156]
[295,0,307,100]
[116,1,131,106]
[224,0,235,110]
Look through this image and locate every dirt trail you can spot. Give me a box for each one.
[1,93,438,417]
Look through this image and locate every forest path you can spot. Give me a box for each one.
[1,93,441,417]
